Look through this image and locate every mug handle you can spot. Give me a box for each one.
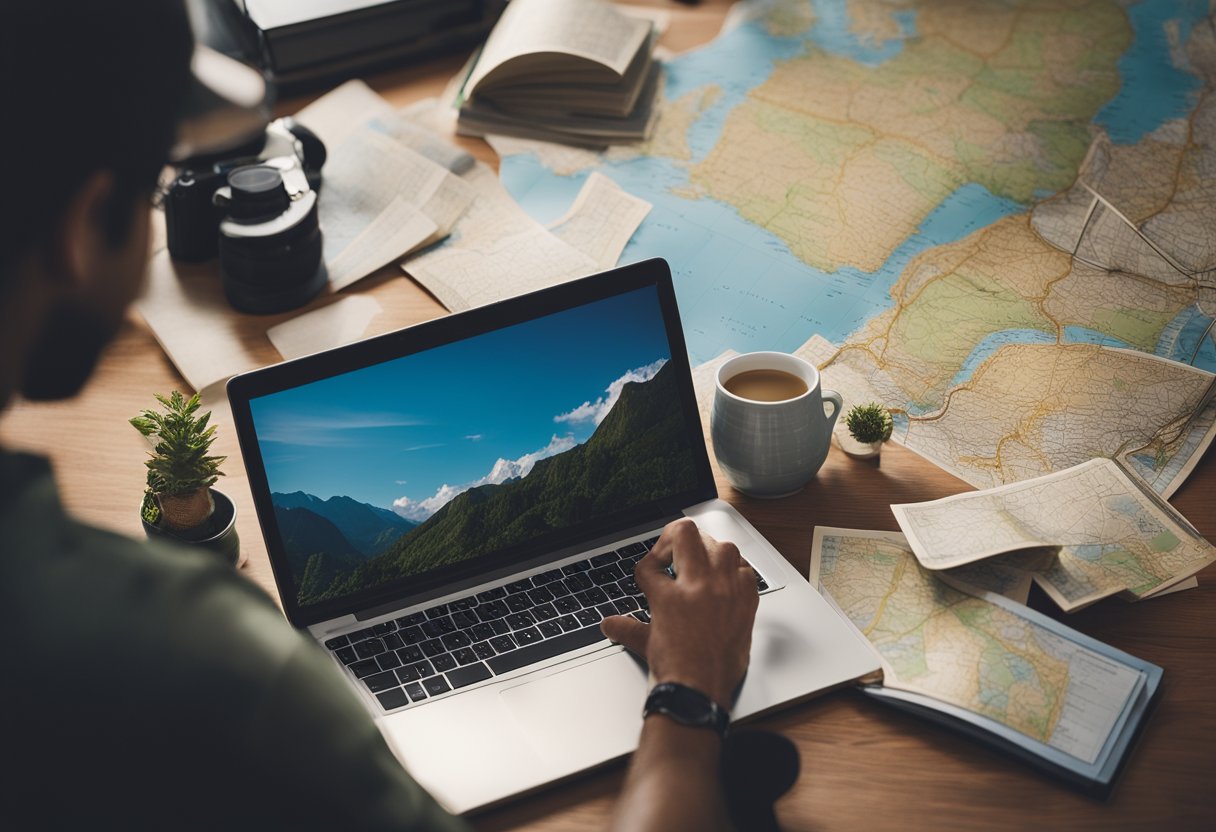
[822,389,843,431]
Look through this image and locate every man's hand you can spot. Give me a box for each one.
[601,518,759,710]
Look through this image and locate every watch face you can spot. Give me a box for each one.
[667,684,715,725]
[645,683,729,735]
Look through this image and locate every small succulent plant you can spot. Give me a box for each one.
[845,402,893,444]
[131,391,226,530]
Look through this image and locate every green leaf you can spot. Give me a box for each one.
[130,390,226,496]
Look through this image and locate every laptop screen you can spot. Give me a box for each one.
[240,275,710,618]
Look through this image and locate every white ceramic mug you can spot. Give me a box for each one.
[710,351,842,498]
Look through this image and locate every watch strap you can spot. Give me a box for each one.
[643,682,730,738]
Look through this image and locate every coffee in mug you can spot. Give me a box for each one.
[722,369,809,402]
[711,352,842,498]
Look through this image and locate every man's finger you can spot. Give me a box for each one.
[706,540,743,569]
[657,518,708,577]
[601,614,649,657]
[633,552,672,597]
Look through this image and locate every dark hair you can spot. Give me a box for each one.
[0,1,193,275]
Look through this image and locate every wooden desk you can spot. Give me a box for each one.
[3,2,1213,829]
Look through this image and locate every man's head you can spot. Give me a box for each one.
[0,1,193,404]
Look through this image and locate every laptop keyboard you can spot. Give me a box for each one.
[323,535,769,713]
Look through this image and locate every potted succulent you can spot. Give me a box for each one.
[841,401,894,460]
[131,391,241,565]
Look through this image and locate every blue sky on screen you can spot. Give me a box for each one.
[250,286,673,519]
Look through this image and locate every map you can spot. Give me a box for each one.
[494,0,1216,495]
[811,527,1146,764]
[891,458,1216,609]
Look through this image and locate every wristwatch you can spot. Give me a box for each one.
[643,682,730,738]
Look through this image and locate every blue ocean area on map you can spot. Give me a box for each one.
[1158,305,1216,369]
[498,0,1214,373]
[1095,0,1209,144]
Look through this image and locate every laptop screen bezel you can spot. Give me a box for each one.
[227,258,718,628]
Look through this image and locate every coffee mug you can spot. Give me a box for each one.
[710,351,842,498]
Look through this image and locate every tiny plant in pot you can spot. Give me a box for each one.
[131,391,241,565]
[842,402,893,459]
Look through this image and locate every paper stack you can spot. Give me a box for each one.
[456,0,660,146]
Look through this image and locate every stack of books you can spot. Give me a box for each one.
[456,0,660,146]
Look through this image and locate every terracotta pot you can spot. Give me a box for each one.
[142,488,241,567]
[157,488,214,531]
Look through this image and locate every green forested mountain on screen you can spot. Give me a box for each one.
[274,505,366,602]
[299,362,695,605]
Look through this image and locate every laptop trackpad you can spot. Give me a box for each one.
[499,650,648,769]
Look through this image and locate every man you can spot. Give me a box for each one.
[0,2,760,828]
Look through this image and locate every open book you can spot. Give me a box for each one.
[456,0,660,145]
[811,527,1163,797]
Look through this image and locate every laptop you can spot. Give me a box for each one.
[227,258,880,814]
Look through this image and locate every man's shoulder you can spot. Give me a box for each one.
[1,473,300,697]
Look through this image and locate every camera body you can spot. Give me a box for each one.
[164,117,328,313]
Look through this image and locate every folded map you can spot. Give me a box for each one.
[891,458,1216,611]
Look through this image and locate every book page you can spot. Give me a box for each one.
[467,0,651,94]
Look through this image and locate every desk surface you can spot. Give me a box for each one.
[3,2,1214,829]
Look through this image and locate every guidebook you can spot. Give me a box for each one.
[455,0,660,145]
[810,527,1163,797]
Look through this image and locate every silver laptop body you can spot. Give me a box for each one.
[228,259,879,814]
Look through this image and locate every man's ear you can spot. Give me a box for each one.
[53,171,116,290]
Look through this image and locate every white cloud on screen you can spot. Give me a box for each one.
[554,358,667,426]
[258,412,424,447]
[392,433,577,522]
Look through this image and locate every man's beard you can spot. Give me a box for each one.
[20,300,119,401]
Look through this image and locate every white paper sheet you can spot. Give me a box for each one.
[297,80,475,174]
[320,128,474,290]
[547,172,651,269]
[135,249,266,392]
[403,164,650,310]
[295,78,396,151]
[267,295,383,360]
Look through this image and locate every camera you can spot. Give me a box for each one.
[164,117,328,314]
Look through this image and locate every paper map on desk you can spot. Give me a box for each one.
[810,527,1160,775]
[495,0,1216,496]
[891,458,1216,610]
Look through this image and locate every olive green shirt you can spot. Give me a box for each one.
[1,452,470,830]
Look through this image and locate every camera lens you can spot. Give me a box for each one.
[217,164,326,315]
[227,166,291,222]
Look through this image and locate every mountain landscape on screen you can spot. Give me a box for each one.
[280,361,696,606]
[271,492,417,600]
